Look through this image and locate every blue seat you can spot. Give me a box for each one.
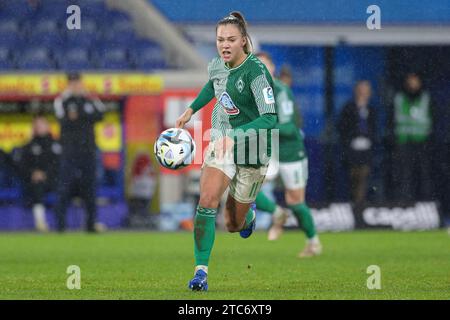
[0,0,39,18]
[1,35,28,54]
[22,47,50,59]
[92,42,131,70]
[34,19,58,33]
[55,46,91,70]
[96,59,131,70]
[65,47,90,62]
[133,38,161,51]
[94,41,127,57]
[18,59,54,70]
[0,47,9,60]
[105,10,132,24]
[17,47,54,70]
[135,60,166,71]
[131,42,166,70]
[0,30,22,47]
[65,30,98,47]
[79,0,108,19]
[0,59,15,70]
[102,48,128,63]
[27,31,64,48]
[103,29,136,47]
[80,18,97,34]
[34,0,69,21]
[98,11,136,44]
[58,59,93,71]
[111,18,134,33]
[0,19,19,33]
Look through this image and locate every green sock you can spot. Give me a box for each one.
[255,191,276,214]
[289,202,316,239]
[194,206,217,266]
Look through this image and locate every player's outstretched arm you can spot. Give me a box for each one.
[175,80,215,128]
[175,107,194,129]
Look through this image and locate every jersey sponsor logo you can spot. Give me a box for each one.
[218,92,240,115]
[236,77,245,93]
[262,87,275,104]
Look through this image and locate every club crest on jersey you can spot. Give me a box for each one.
[236,77,245,93]
[219,92,240,115]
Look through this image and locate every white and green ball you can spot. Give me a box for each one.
[154,128,196,170]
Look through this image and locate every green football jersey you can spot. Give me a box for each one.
[273,78,306,162]
[207,53,277,167]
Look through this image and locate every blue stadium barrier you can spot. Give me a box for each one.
[0,202,128,231]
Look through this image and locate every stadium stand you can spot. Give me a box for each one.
[0,0,170,71]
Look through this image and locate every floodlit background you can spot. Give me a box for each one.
[0,0,449,232]
[0,0,450,301]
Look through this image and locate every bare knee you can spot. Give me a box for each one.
[199,193,220,209]
[285,189,305,205]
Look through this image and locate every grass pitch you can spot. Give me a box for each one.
[0,230,449,300]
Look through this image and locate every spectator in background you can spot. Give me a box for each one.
[338,80,377,208]
[387,73,435,202]
[53,72,106,233]
[127,153,156,227]
[13,115,61,232]
[279,64,293,88]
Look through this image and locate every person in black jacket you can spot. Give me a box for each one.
[53,72,105,233]
[338,80,377,207]
[13,115,61,232]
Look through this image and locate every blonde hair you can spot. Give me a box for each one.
[216,11,253,54]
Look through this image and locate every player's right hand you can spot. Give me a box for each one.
[175,108,194,128]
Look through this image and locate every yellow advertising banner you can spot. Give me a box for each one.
[0,113,122,153]
[95,112,122,152]
[0,74,163,95]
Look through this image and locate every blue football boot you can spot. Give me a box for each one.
[239,203,256,239]
[188,269,208,291]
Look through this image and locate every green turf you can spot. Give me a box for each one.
[0,230,449,300]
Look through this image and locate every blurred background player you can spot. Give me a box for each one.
[338,81,377,209]
[13,115,61,232]
[53,72,106,233]
[175,12,277,291]
[255,52,322,258]
[279,64,293,87]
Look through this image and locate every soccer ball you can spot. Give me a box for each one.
[154,128,196,170]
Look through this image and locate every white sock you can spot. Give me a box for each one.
[273,206,284,217]
[195,265,208,274]
[33,204,47,227]
[308,235,320,245]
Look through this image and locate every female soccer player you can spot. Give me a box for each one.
[255,52,322,258]
[175,12,278,291]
